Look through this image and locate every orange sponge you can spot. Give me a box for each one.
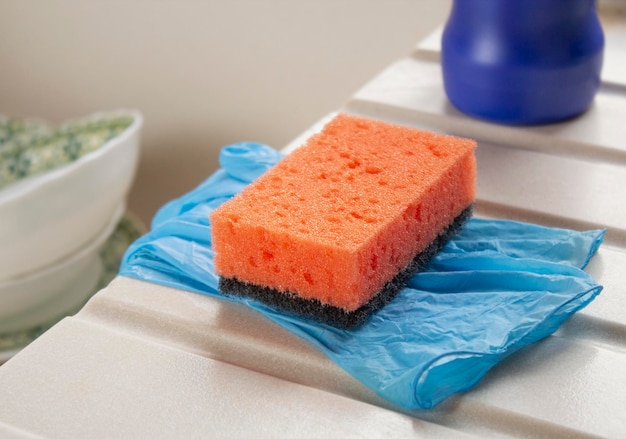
[211,114,476,326]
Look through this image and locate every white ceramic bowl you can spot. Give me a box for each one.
[0,110,142,281]
[0,203,124,334]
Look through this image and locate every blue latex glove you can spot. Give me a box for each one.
[120,142,605,410]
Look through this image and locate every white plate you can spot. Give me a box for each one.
[0,203,122,334]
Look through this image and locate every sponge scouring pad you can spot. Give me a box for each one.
[210,113,477,328]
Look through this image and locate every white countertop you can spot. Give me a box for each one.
[2,14,626,439]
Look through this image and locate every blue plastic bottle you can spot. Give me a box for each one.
[441,0,605,125]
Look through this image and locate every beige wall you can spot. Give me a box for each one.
[0,0,451,225]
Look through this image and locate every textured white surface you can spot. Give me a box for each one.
[475,143,626,243]
[2,317,474,439]
[349,56,626,163]
[2,11,626,439]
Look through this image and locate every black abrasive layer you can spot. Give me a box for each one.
[218,205,473,329]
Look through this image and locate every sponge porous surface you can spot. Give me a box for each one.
[210,114,476,312]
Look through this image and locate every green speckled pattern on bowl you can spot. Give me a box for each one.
[0,115,134,190]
